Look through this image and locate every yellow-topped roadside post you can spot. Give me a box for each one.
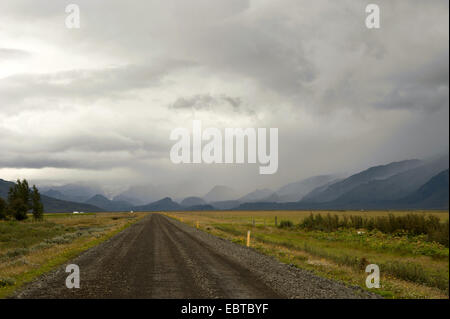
[247,230,251,247]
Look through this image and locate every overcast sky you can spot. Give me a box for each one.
[0,0,448,198]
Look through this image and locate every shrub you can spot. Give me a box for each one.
[279,220,294,228]
[427,220,449,247]
[0,277,15,287]
[6,247,30,258]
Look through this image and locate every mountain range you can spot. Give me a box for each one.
[1,155,448,213]
[238,156,448,210]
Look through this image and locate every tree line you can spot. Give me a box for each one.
[0,179,44,221]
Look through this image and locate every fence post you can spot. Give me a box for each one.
[247,230,251,247]
[275,216,278,227]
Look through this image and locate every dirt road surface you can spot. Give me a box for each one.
[14,214,378,299]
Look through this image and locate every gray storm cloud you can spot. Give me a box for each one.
[0,0,448,198]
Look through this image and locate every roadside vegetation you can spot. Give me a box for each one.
[165,210,449,299]
[0,212,147,298]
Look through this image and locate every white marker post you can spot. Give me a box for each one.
[247,230,251,247]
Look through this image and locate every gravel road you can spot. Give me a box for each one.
[14,214,379,299]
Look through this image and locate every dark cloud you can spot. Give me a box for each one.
[171,94,216,110]
[171,94,243,111]
[222,96,241,109]
[374,53,449,112]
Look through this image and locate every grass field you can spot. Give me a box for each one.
[0,212,147,298]
[164,210,449,299]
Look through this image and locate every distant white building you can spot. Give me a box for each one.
[73,211,79,214]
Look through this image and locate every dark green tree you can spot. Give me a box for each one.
[7,179,31,221]
[31,185,44,220]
